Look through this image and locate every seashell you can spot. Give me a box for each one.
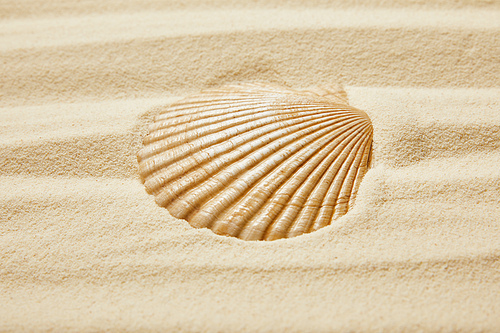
[137,83,373,241]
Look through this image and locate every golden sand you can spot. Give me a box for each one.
[1,0,499,331]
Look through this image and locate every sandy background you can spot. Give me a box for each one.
[1,0,500,331]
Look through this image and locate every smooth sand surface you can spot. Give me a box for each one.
[1,1,500,331]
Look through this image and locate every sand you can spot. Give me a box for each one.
[1,0,500,331]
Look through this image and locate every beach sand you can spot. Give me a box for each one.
[1,1,500,331]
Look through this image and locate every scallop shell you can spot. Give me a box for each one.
[138,83,373,241]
